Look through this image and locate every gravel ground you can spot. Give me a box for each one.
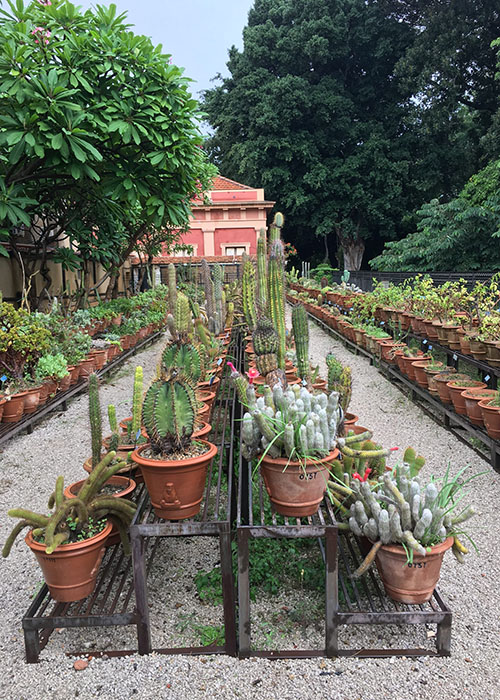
[0,318,499,700]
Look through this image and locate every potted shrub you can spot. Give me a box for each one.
[2,452,136,602]
[35,353,70,395]
[348,461,479,603]
[131,368,218,520]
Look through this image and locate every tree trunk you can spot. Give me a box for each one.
[339,236,365,271]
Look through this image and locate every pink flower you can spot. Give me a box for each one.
[226,361,237,374]
[246,368,259,385]
[37,0,52,5]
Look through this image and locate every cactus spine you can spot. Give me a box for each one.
[173,291,192,340]
[88,373,102,468]
[291,304,310,381]
[131,366,143,442]
[242,259,257,331]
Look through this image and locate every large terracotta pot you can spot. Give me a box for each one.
[131,440,217,520]
[442,324,461,351]
[23,387,41,415]
[89,349,107,370]
[58,373,71,392]
[422,320,439,342]
[0,397,6,421]
[412,360,440,389]
[2,391,28,423]
[67,365,80,386]
[193,421,212,439]
[484,340,500,367]
[457,328,471,355]
[462,388,497,427]
[447,380,486,415]
[25,521,112,602]
[260,448,340,517]
[469,338,487,362]
[197,376,221,394]
[400,353,429,381]
[79,357,96,378]
[424,365,450,395]
[375,537,454,604]
[478,399,500,439]
[37,382,49,406]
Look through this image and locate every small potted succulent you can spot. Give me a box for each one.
[2,452,136,602]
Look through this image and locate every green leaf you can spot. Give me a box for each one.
[51,133,63,150]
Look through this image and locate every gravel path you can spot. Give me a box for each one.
[0,318,499,700]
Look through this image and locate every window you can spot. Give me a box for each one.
[225,246,246,256]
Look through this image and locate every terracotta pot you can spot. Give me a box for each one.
[23,387,41,414]
[424,364,449,395]
[422,319,439,342]
[131,440,217,520]
[44,378,58,398]
[0,397,6,421]
[120,335,131,350]
[79,357,96,378]
[260,448,340,517]
[457,328,471,355]
[312,379,328,392]
[197,376,221,394]
[478,399,500,439]
[25,521,112,602]
[484,340,500,367]
[37,382,49,406]
[442,324,461,351]
[196,388,216,414]
[469,338,487,361]
[434,372,469,404]
[193,421,212,439]
[400,353,429,380]
[2,391,28,423]
[433,321,447,345]
[375,537,454,604]
[89,349,107,370]
[412,360,438,389]
[67,365,80,386]
[197,402,210,421]
[65,475,136,547]
[394,349,406,373]
[59,373,71,392]
[447,380,486,415]
[379,340,403,363]
[462,388,497,427]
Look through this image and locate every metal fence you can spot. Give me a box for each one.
[158,262,242,286]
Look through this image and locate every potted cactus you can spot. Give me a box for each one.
[347,460,478,603]
[131,366,218,520]
[234,367,383,517]
[2,453,136,602]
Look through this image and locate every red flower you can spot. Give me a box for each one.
[352,467,372,482]
[246,368,260,385]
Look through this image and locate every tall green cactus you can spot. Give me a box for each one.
[268,211,284,246]
[213,263,224,334]
[142,371,198,455]
[242,259,257,331]
[256,229,267,313]
[174,291,192,339]
[268,240,286,369]
[88,373,102,468]
[131,366,143,442]
[168,263,177,313]
[201,259,216,319]
[291,304,310,381]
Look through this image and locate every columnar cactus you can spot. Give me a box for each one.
[252,317,286,387]
[142,370,198,455]
[242,259,257,331]
[326,353,352,413]
[167,263,177,314]
[291,304,310,381]
[268,240,286,369]
[256,229,267,313]
[88,373,102,468]
[213,263,225,332]
[201,259,219,334]
[168,291,192,340]
[131,366,143,442]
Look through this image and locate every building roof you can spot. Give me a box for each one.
[211,175,253,191]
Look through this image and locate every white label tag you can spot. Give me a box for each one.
[484,374,490,382]
[453,353,458,361]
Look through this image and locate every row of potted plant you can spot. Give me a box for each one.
[0,288,169,424]
[2,263,233,604]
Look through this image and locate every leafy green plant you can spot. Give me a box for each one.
[34,353,69,381]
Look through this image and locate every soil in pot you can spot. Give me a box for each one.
[375,537,454,604]
[131,440,217,520]
[260,448,340,517]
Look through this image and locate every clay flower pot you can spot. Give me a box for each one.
[2,391,28,423]
[59,373,71,392]
[424,364,449,395]
[79,356,96,378]
[447,380,486,415]
[412,360,439,389]
[400,353,429,381]
[260,448,340,517]
[0,396,6,422]
[196,388,216,414]
[25,521,112,602]
[462,388,497,427]
[434,372,469,404]
[67,365,80,386]
[469,338,487,362]
[484,340,500,367]
[375,537,454,604]
[131,440,217,520]
[89,349,107,370]
[197,376,221,394]
[23,387,41,415]
[193,421,212,439]
[478,399,500,439]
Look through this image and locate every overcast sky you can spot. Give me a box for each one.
[76,0,254,98]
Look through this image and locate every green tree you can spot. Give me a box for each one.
[0,0,215,305]
[370,159,500,272]
[203,0,414,270]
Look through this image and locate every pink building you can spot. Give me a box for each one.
[160,175,275,262]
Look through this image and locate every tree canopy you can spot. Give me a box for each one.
[0,0,215,305]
